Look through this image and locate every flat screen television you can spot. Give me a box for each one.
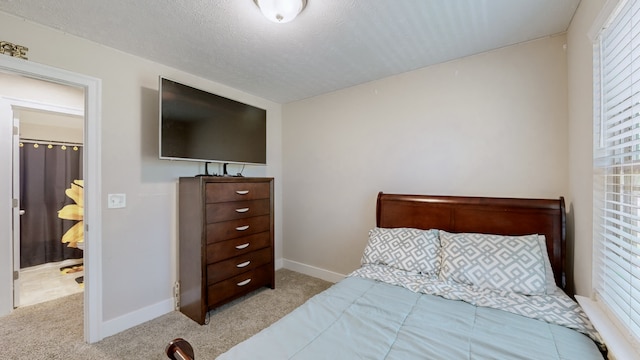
[159,77,267,169]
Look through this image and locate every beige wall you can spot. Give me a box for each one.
[567,0,607,296]
[0,0,606,338]
[0,10,283,333]
[0,72,84,107]
[0,73,84,143]
[283,35,570,276]
[20,121,83,144]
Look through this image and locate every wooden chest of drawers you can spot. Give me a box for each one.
[178,177,274,324]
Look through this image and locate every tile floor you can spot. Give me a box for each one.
[18,258,84,307]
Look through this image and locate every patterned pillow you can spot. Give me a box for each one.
[361,227,440,276]
[438,231,547,295]
[538,235,558,294]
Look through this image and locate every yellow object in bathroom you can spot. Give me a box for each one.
[58,180,84,248]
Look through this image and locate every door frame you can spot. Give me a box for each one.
[0,55,103,343]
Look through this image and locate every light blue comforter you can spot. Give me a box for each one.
[217,276,603,359]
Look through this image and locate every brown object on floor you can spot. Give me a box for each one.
[60,264,84,274]
[166,338,194,360]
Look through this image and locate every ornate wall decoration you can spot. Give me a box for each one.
[0,41,28,59]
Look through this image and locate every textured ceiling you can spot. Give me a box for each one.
[0,0,581,103]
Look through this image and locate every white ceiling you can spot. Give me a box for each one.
[0,0,581,104]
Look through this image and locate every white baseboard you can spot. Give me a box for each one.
[275,257,284,270]
[281,259,346,283]
[101,297,174,339]
[99,260,342,340]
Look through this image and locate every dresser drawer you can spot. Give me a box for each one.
[207,247,272,284]
[206,215,270,243]
[206,182,270,203]
[206,199,270,223]
[206,232,271,263]
[207,264,271,308]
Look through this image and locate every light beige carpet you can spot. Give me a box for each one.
[0,269,332,360]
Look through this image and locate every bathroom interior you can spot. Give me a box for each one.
[2,72,86,308]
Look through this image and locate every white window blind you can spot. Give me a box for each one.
[593,0,640,341]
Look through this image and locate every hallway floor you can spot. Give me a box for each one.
[18,259,84,307]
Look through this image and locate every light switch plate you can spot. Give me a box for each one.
[107,193,126,208]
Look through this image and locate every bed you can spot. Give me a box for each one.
[216,193,605,359]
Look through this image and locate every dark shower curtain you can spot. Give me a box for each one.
[19,141,83,269]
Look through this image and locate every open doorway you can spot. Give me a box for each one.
[0,56,102,343]
[9,93,85,307]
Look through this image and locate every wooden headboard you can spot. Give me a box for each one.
[376,192,567,292]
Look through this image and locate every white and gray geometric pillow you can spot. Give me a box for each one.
[361,227,440,276]
[438,231,547,295]
[537,235,559,294]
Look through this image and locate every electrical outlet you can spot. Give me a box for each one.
[107,193,126,208]
[174,282,180,310]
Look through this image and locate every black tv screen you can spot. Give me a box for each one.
[159,77,267,165]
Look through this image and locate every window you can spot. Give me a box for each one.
[593,0,640,342]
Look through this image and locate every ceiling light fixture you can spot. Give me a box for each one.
[254,0,307,23]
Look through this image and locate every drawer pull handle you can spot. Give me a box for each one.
[235,208,250,213]
[236,190,249,195]
[236,225,250,231]
[236,261,251,268]
[235,243,250,250]
[237,279,252,286]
